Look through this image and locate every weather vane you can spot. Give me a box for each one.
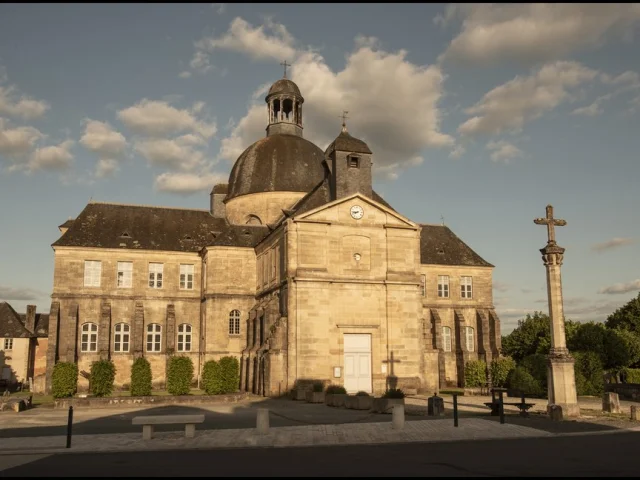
[339,111,349,132]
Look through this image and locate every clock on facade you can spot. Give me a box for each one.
[350,205,364,219]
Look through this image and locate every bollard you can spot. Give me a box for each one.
[499,391,505,424]
[631,405,637,421]
[392,404,405,430]
[453,393,458,427]
[256,408,269,434]
[66,406,73,449]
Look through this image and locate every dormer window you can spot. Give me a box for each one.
[348,156,360,168]
[120,232,130,238]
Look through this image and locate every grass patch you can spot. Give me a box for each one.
[8,392,54,406]
[439,388,465,396]
[109,389,207,397]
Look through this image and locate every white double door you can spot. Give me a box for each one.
[343,334,372,394]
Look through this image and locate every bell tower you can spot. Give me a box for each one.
[265,60,304,137]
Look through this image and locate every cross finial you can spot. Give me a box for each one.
[534,204,567,245]
[339,111,349,132]
[440,214,445,226]
[280,60,291,78]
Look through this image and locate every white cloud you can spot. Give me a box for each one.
[134,137,205,171]
[572,96,608,117]
[217,31,454,179]
[448,144,466,159]
[189,51,213,74]
[459,61,598,136]
[601,70,640,88]
[80,119,127,157]
[117,99,216,138]
[486,140,523,163]
[598,279,640,295]
[194,16,297,62]
[0,119,43,160]
[95,158,119,178]
[154,171,227,194]
[0,85,50,120]
[592,237,635,253]
[29,139,74,171]
[179,71,192,79]
[438,4,640,66]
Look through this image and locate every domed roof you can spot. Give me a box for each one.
[226,134,326,201]
[267,78,302,99]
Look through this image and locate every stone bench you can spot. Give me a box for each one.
[132,414,205,440]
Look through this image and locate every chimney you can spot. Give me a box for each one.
[210,183,228,219]
[26,305,36,333]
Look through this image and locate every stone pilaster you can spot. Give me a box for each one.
[430,309,447,389]
[488,309,501,355]
[166,304,176,355]
[454,309,467,387]
[133,301,144,359]
[45,301,60,394]
[66,303,79,363]
[99,301,111,360]
[476,310,493,371]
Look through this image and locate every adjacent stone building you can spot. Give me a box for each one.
[46,74,501,395]
[0,302,49,391]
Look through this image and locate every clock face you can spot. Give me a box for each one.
[350,205,364,220]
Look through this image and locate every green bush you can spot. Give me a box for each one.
[383,388,405,399]
[312,382,324,393]
[167,356,194,396]
[622,367,640,383]
[90,360,116,397]
[326,385,347,394]
[51,362,78,399]
[464,360,487,388]
[218,356,240,393]
[490,357,516,387]
[573,351,604,396]
[508,367,543,396]
[356,391,370,396]
[202,360,222,395]
[130,357,152,397]
[520,354,548,391]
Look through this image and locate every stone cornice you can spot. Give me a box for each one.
[52,293,200,302]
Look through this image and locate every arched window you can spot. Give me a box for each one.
[81,323,98,352]
[146,323,162,352]
[229,310,240,335]
[465,326,475,352]
[177,324,192,352]
[113,323,130,352]
[442,326,452,353]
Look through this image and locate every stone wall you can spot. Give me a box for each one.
[0,337,30,383]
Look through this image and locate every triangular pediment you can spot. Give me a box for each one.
[293,193,417,228]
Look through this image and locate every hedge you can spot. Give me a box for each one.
[130,357,152,397]
[90,360,116,397]
[167,356,194,396]
[464,360,487,388]
[573,351,604,396]
[202,356,240,395]
[52,362,78,399]
[520,354,548,391]
[490,357,516,387]
[508,367,543,396]
[622,367,640,383]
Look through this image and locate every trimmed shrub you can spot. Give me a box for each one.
[218,356,240,393]
[356,391,370,396]
[326,385,347,394]
[622,367,640,383]
[90,360,116,397]
[508,367,543,397]
[312,382,324,393]
[130,357,152,397]
[167,356,194,396]
[464,360,487,388]
[383,388,405,399]
[490,357,516,387]
[573,351,604,396]
[520,354,548,391]
[202,360,222,395]
[51,362,78,399]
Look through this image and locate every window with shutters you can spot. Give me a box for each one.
[84,260,102,287]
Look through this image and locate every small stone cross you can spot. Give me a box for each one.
[339,111,349,132]
[280,60,291,78]
[534,204,567,245]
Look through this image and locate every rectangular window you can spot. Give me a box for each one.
[348,156,360,168]
[461,276,473,299]
[3,338,13,350]
[465,326,475,352]
[148,263,163,289]
[179,264,194,290]
[420,274,426,297]
[117,261,133,288]
[437,275,449,298]
[84,260,102,287]
[442,327,452,353]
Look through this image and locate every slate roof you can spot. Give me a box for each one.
[267,78,302,98]
[325,130,372,154]
[212,183,228,194]
[210,225,270,248]
[419,224,493,267]
[226,134,326,201]
[0,302,48,338]
[53,202,228,253]
[58,219,75,229]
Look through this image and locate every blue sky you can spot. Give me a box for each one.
[1,3,639,333]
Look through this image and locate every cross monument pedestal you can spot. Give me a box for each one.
[534,205,580,418]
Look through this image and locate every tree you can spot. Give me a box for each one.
[605,292,640,334]
[501,312,551,362]
[568,321,607,363]
[604,328,640,370]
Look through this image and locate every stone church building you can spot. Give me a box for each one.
[45,73,501,396]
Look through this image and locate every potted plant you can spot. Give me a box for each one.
[354,391,374,410]
[325,385,347,407]
[373,388,405,413]
[305,382,325,403]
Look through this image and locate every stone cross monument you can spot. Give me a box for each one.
[534,205,580,418]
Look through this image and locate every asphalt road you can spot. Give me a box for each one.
[3,431,639,477]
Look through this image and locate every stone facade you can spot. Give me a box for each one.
[46,73,502,396]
